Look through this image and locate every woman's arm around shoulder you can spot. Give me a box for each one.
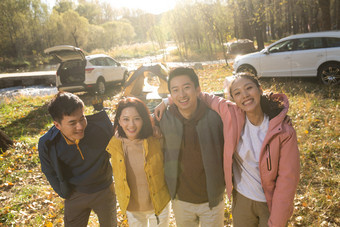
[199,92,244,125]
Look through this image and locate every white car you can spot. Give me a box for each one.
[233,31,340,85]
[44,45,129,94]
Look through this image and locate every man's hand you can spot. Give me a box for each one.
[154,101,167,121]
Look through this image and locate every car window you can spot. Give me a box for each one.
[105,57,118,67]
[296,38,324,50]
[89,59,98,65]
[268,40,294,53]
[326,37,340,47]
[93,58,108,66]
[60,60,82,70]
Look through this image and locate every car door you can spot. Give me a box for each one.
[259,40,294,77]
[290,37,326,77]
[105,57,124,82]
[88,58,106,84]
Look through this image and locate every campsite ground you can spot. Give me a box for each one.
[0,64,339,226]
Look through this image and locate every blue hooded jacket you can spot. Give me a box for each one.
[38,110,113,198]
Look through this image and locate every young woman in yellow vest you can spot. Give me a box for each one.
[106,97,170,227]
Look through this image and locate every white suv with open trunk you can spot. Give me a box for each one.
[44,45,129,94]
[233,31,340,85]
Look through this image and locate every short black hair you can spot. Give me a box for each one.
[48,92,84,123]
[113,97,153,139]
[168,67,200,92]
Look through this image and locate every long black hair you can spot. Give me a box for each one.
[113,97,153,139]
[229,72,284,119]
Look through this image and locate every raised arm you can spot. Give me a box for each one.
[154,92,241,121]
[199,92,235,116]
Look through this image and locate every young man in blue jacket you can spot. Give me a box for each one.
[38,92,116,227]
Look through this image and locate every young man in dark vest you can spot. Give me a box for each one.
[158,67,225,226]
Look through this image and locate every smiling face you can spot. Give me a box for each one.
[54,107,87,142]
[230,77,263,114]
[119,106,143,140]
[169,75,201,118]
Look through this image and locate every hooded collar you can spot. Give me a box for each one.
[169,99,207,124]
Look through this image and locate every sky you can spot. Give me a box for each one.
[43,0,176,14]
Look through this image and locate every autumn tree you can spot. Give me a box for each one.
[61,10,89,47]
[53,0,74,14]
[1,0,340,66]
[0,0,49,58]
[198,0,233,64]
[125,12,158,43]
[76,0,102,24]
[85,24,105,51]
[101,20,135,50]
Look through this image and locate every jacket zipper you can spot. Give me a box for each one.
[266,144,272,171]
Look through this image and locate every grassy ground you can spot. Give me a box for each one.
[0,64,339,226]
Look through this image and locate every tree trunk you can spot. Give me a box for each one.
[255,0,265,50]
[291,0,298,34]
[269,3,276,40]
[286,0,292,34]
[0,129,13,154]
[255,29,265,50]
[337,0,340,29]
[276,0,283,38]
[238,0,252,39]
[233,6,239,38]
[318,0,331,30]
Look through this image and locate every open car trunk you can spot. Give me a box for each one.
[44,45,87,87]
[58,60,86,85]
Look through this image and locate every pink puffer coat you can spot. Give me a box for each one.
[200,92,300,227]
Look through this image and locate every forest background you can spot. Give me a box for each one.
[1,0,340,70]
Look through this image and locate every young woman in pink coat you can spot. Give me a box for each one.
[155,72,300,227]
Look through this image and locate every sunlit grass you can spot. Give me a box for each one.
[0,95,54,143]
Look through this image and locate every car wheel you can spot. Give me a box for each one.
[121,71,129,86]
[318,63,340,86]
[96,78,106,95]
[237,65,257,77]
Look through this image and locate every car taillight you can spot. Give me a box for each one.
[85,68,95,73]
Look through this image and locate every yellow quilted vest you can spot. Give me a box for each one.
[106,136,170,215]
